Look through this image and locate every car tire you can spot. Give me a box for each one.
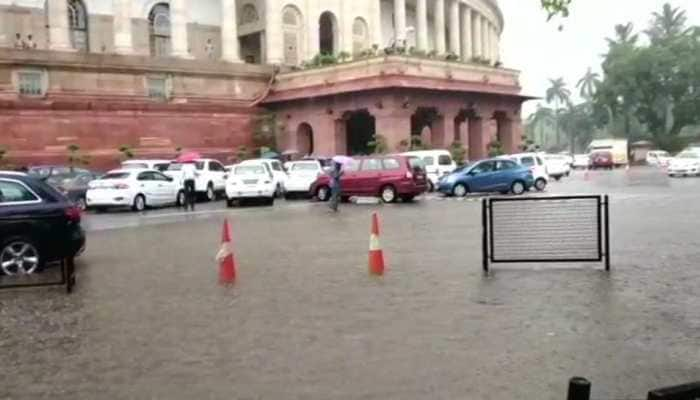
[427,181,435,193]
[0,236,42,276]
[535,178,547,192]
[511,181,526,195]
[226,198,235,208]
[206,184,215,202]
[176,190,186,207]
[266,197,275,206]
[316,186,331,202]
[452,183,468,198]
[380,185,397,203]
[132,194,146,212]
[401,195,416,203]
[554,175,562,181]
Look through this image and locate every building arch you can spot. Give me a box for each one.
[296,123,314,156]
[149,3,171,57]
[67,0,89,51]
[281,5,303,65]
[318,11,338,55]
[352,17,368,55]
[240,3,259,25]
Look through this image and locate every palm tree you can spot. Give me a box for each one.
[545,78,571,146]
[606,23,638,47]
[527,106,555,147]
[576,67,600,100]
[646,3,688,42]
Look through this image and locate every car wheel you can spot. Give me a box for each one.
[0,237,42,276]
[226,198,235,208]
[316,186,331,202]
[401,195,416,203]
[452,183,468,198]
[380,185,397,203]
[132,194,146,212]
[554,175,562,181]
[176,190,186,207]
[535,178,547,192]
[206,184,215,202]
[511,181,526,195]
[266,197,275,206]
[427,181,435,193]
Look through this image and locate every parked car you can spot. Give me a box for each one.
[284,160,324,199]
[225,162,276,206]
[543,154,571,180]
[27,165,91,180]
[646,150,672,167]
[506,153,547,191]
[46,171,100,210]
[165,159,227,201]
[573,154,591,169]
[121,159,171,172]
[0,172,85,275]
[437,158,534,197]
[86,169,185,212]
[588,139,629,167]
[590,151,614,170]
[311,155,428,203]
[668,151,700,177]
[239,159,288,197]
[402,150,457,192]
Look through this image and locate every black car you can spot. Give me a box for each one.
[0,172,86,276]
[46,171,99,210]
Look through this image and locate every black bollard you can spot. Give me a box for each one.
[567,377,591,400]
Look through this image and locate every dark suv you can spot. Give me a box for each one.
[311,155,428,203]
[0,172,85,276]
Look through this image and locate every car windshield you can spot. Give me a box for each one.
[677,152,699,159]
[100,172,131,180]
[235,165,265,175]
[291,163,319,172]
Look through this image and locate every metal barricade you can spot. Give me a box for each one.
[482,195,610,272]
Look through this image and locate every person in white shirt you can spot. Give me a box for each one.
[181,163,197,211]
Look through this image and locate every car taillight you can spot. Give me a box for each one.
[65,206,81,223]
[113,183,129,189]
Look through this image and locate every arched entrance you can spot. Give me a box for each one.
[149,3,171,56]
[411,107,439,149]
[319,11,337,54]
[345,110,375,155]
[296,123,314,156]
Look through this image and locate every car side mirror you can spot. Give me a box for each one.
[468,170,478,176]
[166,176,174,182]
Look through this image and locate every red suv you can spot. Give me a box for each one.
[590,151,614,170]
[311,155,428,203]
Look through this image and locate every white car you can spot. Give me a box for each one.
[225,162,276,206]
[86,169,185,212]
[507,152,548,191]
[402,150,457,192]
[121,159,171,172]
[646,150,671,167]
[668,151,700,177]
[543,154,571,181]
[284,160,323,199]
[573,154,591,169]
[165,159,227,201]
[239,159,287,197]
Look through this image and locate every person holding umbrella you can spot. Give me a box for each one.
[177,151,201,212]
[329,156,352,212]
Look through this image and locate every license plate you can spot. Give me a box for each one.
[243,179,258,185]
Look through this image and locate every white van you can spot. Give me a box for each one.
[506,153,548,191]
[402,150,457,192]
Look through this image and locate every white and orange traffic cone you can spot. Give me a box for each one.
[368,212,385,276]
[216,219,237,284]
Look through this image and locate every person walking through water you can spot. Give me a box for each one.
[181,162,197,212]
[329,161,343,212]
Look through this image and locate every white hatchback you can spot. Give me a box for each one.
[239,159,288,197]
[86,169,184,212]
[507,153,548,191]
[402,150,457,192]
[225,162,276,206]
[284,160,323,198]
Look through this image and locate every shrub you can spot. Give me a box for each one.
[449,141,467,165]
[337,51,351,63]
[118,145,134,160]
[445,52,460,62]
[367,134,389,154]
[487,141,504,157]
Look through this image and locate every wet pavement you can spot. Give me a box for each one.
[2,167,700,399]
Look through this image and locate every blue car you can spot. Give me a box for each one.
[437,158,534,197]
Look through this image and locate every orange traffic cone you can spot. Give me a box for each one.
[368,212,385,276]
[216,219,236,284]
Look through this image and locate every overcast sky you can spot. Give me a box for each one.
[499,0,700,115]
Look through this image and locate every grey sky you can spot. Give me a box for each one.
[499,0,700,115]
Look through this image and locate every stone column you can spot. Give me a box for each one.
[492,25,500,62]
[416,0,428,51]
[375,108,412,152]
[472,11,482,58]
[393,0,407,45]
[468,117,487,160]
[221,0,240,62]
[170,0,191,58]
[448,0,460,55]
[265,0,283,63]
[433,107,461,148]
[47,0,73,51]
[481,17,490,62]
[113,0,134,54]
[434,0,446,54]
[372,0,383,47]
[461,6,472,62]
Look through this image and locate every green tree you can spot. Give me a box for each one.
[541,0,572,20]
[576,67,600,100]
[606,23,639,47]
[449,141,467,165]
[545,77,571,145]
[367,134,389,154]
[118,145,134,160]
[487,141,504,157]
[527,105,555,147]
[252,111,279,153]
[646,3,688,44]
[67,144,90,170]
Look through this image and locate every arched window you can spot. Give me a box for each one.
[240,3,259,25]
[149,3,171,57]
[68,0,89,51]
[352,17,368,55]
[282,6,303,65]
[319,11,337,55]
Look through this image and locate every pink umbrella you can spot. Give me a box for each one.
[332,155,354,165]
[176,151,202,163]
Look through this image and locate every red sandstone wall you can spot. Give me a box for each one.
[0,106,258,171]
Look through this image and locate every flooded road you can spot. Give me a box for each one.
[2,168,700,399]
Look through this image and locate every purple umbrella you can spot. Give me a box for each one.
[332,155,354,165]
